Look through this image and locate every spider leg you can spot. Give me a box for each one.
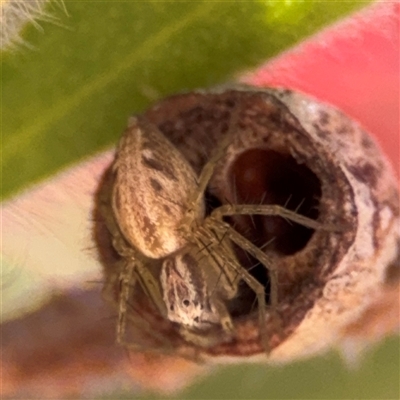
[103,256,145,347]
[197,227,271,352]
[204,218,279,306]
[179,110,242,232]
[116,259,136,346]
[101,258,137,348]
[134,259,168,319]
[210,291,235,334]
[211,203,335,231]
[106,258,183,356]
[119,293,176,353]
[188,110,241,210]
[191,235,236,335]
[101,202,168,344]
[104,179,168,317]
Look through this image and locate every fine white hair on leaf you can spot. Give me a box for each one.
[0,0,67,52]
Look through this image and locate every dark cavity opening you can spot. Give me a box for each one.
[224,149,322,314]
[229,149,321,255]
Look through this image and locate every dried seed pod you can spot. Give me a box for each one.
[94,85,399,362]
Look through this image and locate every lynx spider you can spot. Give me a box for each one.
[102,110,326,352]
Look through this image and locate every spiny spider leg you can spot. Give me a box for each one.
[196,228,270,350]
[195,236,236,334]
[102,213,168,348]
[112,276,181,354]
[171,236,235,336]
[99,188,144,347]
[109,260,183,355]
[195,233,237,294]
[108,255,153,348]
[192,114,241,207]
[109,233,167,314]
[211,204,331,231]
[204,217,279,307]
[116,259,136,345]
[180,110,242,230]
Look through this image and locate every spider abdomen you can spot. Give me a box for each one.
[111,116,205,259]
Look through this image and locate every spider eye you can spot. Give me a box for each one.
[183,299,190,307]
[170,305,174,311]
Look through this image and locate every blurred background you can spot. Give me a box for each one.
[2,1,399,398]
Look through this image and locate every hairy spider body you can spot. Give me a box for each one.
[101,107,325,352]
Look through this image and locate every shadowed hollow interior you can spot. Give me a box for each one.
[207,147,322,317]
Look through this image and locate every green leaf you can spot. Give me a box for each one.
[103,336,400,399]
[2,0,369,199]
[179,336,400,400]
[180,337,400,400]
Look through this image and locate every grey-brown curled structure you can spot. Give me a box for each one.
[94,86,399,362]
